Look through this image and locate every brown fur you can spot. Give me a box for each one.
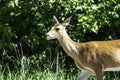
[75,40,120,68]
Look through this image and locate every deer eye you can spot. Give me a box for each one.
[55,28,60,31]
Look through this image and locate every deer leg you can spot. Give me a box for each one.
[93,63,104,80]
[76,70,93,80]
[94,69,103,80]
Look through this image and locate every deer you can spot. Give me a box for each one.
[45,16,120,80]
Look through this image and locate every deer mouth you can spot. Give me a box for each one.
[46,36,52,40]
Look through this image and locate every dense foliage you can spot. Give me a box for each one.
[0,0,120,79]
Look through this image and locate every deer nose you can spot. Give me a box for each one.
[45,33,49,37]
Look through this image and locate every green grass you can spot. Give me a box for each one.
[1,64,119,80]
[0,54,120,80]
[0,65,77,80]
[0,55,78,80]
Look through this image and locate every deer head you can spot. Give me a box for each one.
[45,16,72,40]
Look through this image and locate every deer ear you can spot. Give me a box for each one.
[62,16,72,27]
[53,16,59,24]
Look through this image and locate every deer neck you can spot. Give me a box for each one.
[58,31,78,59]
